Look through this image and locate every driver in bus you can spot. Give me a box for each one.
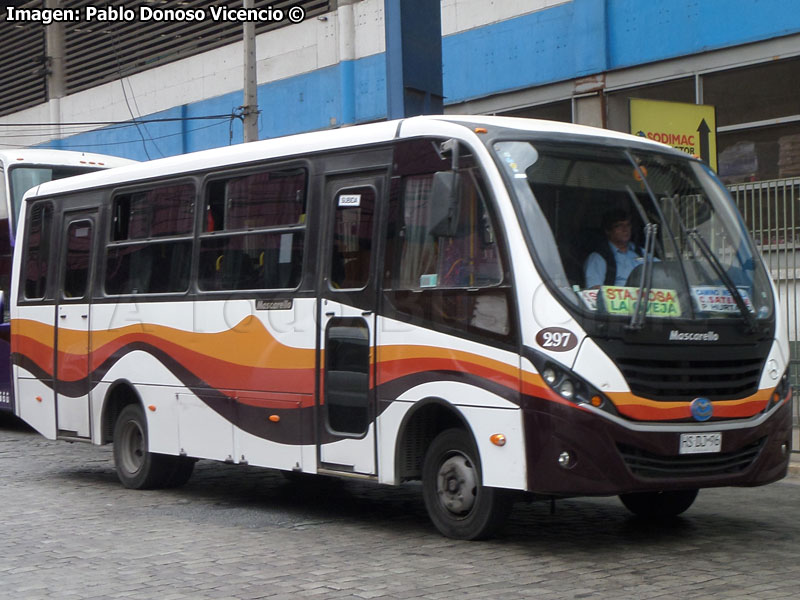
[583,209,644,288]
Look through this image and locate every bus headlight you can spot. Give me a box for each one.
[525,347,617,416]
[559,379,575,399]
[767,370,792,411]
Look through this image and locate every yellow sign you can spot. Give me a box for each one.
[601,286,682,318]
[630,98,717,171]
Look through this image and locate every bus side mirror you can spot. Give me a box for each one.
[429,170,461,237]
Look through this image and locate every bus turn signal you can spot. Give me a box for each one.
[490,433,506,447]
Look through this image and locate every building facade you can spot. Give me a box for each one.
[1,0,798,180]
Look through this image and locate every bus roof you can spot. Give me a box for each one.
[0,148,137,170]
[24,115,674,199]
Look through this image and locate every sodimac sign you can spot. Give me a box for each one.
[629,98,717,171]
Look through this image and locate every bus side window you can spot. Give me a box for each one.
[198,167,307,292]
[104,184,194,295]
[22,202,53,300]
[384,139,510,338]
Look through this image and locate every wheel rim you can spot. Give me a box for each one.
[119,418,145,475]
[436,452,478,516]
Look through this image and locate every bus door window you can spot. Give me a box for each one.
[323,186,376,437]
[330,187,375,290]
[63,220,93,299]
[324,318,370,434]
[55,212,97,440]
[22,202,53,300]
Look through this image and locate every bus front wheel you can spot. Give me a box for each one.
[113,404,189,489]
[422,428,512,540]
[619,489,699,519]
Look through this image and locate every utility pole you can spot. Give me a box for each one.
[242,0,259,142]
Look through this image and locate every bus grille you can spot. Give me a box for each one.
[616,355,763,401]
[618,439,764,479]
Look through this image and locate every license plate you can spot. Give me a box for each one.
[679,432,722,454]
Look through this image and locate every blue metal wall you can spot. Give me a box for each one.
[39,0,800,160]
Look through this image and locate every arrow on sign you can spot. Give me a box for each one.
[697,118,710,164]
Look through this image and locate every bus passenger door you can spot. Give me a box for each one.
[317,175,383,476]
[54,211,97,439]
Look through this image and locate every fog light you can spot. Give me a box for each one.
[768,359,779,380]
[781,443,789,456]
[558,451,572,468]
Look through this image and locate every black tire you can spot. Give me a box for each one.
[422,428,513,540]
[619,489,699,519]
[113,404,174,489]
[162,457,196,488]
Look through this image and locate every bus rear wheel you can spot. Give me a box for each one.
[113,404,191,489]
[619,489,699,518]
[422,428,512,540]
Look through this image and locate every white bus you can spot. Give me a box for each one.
[0,149,136,413]
[10,116,793,539]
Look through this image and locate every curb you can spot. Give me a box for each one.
[787,453,800,481]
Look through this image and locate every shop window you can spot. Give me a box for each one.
[717,122,800,184]
[703,57,800,128]
[500,100,572,123]
[606,77,695,133]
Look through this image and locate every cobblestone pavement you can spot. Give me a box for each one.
[2,414,800,600]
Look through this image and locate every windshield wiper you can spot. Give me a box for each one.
[623,181,658,331]
[628,219,657,330]
[687,229,758,333]
[662,195,758,333]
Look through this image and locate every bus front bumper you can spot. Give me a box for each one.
[522,396,793,496]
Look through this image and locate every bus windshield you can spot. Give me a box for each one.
[8,165,100,229]
[494,140,774,325]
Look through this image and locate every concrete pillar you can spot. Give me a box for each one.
[337,0,357,125]
[573,95,605,129]
[45,0,66,141]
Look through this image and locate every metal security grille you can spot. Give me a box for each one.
[728,177,800,447]
[616,354,764,401]
[618,438,764,479]
[0,0,47,116]
[61,0,332,94]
